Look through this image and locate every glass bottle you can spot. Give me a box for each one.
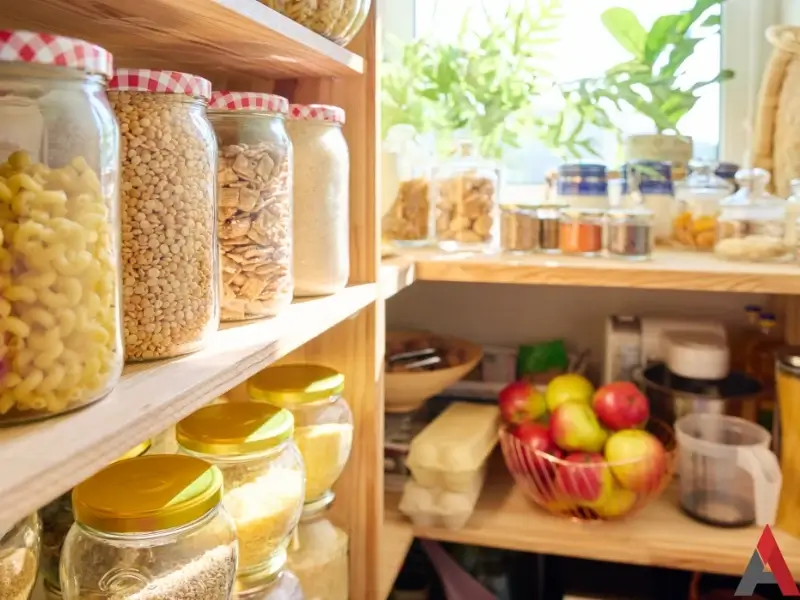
[672,160,734,251]
[745,312,784,390]
[0,513,40,600]
[714,168,792,263]
[430,139,500,251]
[729,304,762,373]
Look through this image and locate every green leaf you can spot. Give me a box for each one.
[675,0,723,35]
[601,8,648,60]
[644,14,683,65]
[701,14,721,28]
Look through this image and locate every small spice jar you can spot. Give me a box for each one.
[624,161,674,246]
[247,364,353,504]
[177,403,305,578]
[0,513,40,600]
[234,568,304,600]
[287,497,348,600]
[555,163,610,209]
[559,208,605,256]
[606,207,654,261]
[61,455,238,600]
[209,91,294,322]
[40,440,151,600]
[499,205,539,253]
[537,204,562,254]
[109,69,219,361]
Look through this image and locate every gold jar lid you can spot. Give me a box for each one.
[248,364,345,406]
[177,402,294,455]
[117,439,151,462]
[72,455,223,534]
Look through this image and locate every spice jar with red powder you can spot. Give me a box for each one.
[559,208,605,256]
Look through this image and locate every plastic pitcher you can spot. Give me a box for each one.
[675,413,781,528]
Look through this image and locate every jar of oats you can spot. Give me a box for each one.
[109,69,219,361]
[177,403,305,579]
[208,92,293,321]
[286,105,349,297]
[261,0,345,37]
[247,364,353,504]
[0,31,122,425]
[0,513,40,600]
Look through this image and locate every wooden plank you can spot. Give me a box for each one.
[0,0,363,80]
[380,518,413,599]
[385,467,800,577]
[0,285,376,529]
[380,256,417,299]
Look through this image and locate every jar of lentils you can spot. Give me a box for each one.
[287,105,349,297]
[109,69,219,361]
[209,92,293,321]
[0,31,122,424]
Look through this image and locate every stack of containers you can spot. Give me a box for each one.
[398,402,500,530]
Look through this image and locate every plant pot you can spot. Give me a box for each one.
[624,134,693,181]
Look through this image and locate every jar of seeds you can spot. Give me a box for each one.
[537,204,562,254]
[109,69,219,361]
[500,205,539,253]
[607,207,654,261]
[61,455,238,600]
[0,513,40,600]
[209,92,293,321]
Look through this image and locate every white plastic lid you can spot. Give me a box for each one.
[665,331,730,380]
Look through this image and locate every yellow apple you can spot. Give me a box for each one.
[593,486,638,518]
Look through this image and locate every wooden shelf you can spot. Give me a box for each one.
[380,255,417,300]
[385,466,800,577]
[380,518,414,599]
[393,249,800,294]
[0,284,376,527]
[0,0,364,80]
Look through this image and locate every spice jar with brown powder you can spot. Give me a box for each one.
[500,205,539,253]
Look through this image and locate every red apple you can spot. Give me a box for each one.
[556,452,613,505]
[498,380,546,425]
[550,401,608,453]
[604,429,667,493]
[592,382,650,431]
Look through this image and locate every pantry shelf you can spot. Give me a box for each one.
[385,466,800,577]
[380,255,417,299]
[0,0,364,80]
[0,284,376,528]
[380,518,415,599]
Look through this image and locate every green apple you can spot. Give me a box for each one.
[593,485,638,518]
[604,429,667,493]
[545,374,594,412]
[550,401,608,453]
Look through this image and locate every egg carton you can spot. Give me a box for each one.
[398,469,485,530]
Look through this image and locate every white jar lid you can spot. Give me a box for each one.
[665,331,730,380]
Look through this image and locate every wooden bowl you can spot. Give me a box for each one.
[385,331,483,413]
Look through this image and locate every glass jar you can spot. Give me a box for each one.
[177,403,305,578]
[499,205,539,253]
[235,568,304,600]
[286,104,349,297]
[262,0,345,36]
[61,455,237,600]
[537,204,562,254]
[555,163,609,209]
[0,32,122,424]
[606,207,654,261]
[714,168,793,263]
[328,0,361,43]
[715,162,740,191]
[624,161,674,246]
[40,440,151,600]
[672,161,734,252]
[109,69,219,361]
[287,497,348,600]
[247,364,353,504]
[431,139,500,251]
[336,0,371,45]
[209,92,293,322]
[559,208,605,256]
[0,513,40,600]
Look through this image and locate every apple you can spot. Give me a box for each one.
[544,373,594,412]
[498,380,547,424]
[508,423,562,497]
[592,485,638,518]
[604,429,667,493]
[592,382,650,431]
[556,452,613,506]
[550,401,608,453]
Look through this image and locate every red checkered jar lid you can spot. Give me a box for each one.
[0,30,113,79]
[289,104,346,125]
[108,69,212,100]
[209,91,289,114]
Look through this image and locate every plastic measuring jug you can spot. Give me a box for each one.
[675,413,781,528]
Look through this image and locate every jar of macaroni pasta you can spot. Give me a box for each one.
[287,105,349,297]
[262,0,345,37]
[235,568,305,600]
[287,497,348,600]
[247,364,353,504]
[177,403,305,578]
[0,513,41,600]
[328,0,361,43]
[334,0,371,45]
[209,92,293,321]
[108,69,219,361]
[0,31,122,424]
[61,455,238,600]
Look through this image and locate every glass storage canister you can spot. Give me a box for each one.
[715,162,740,191]
[431,139,500,250]
[61,455,238,600]
[261,0,345,36]
[247,364,353,504]
[0,513,40,600]
[0,31,122,424]
[40,439,151,600]
[177,403,305,578]
[623,161,674,245]
[328,0,361,43]
[671,160,734,251]
[108,69,219,361]
[714,168,793,263]
[287,497,348,600]
[235,568,304,600]
[499,204,539,253]
[208,91,293,321]
[286,104,349,297]
[334,0,371,45]
[555,163,609,209]
[559,208,605,256]
[606,207,654,261]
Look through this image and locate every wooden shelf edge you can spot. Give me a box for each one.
[380,256,417,300]
[380,518,414,599]
[0,284,376,527]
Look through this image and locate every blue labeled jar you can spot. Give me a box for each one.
[556,162,609,209]
[623,161,674,245]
